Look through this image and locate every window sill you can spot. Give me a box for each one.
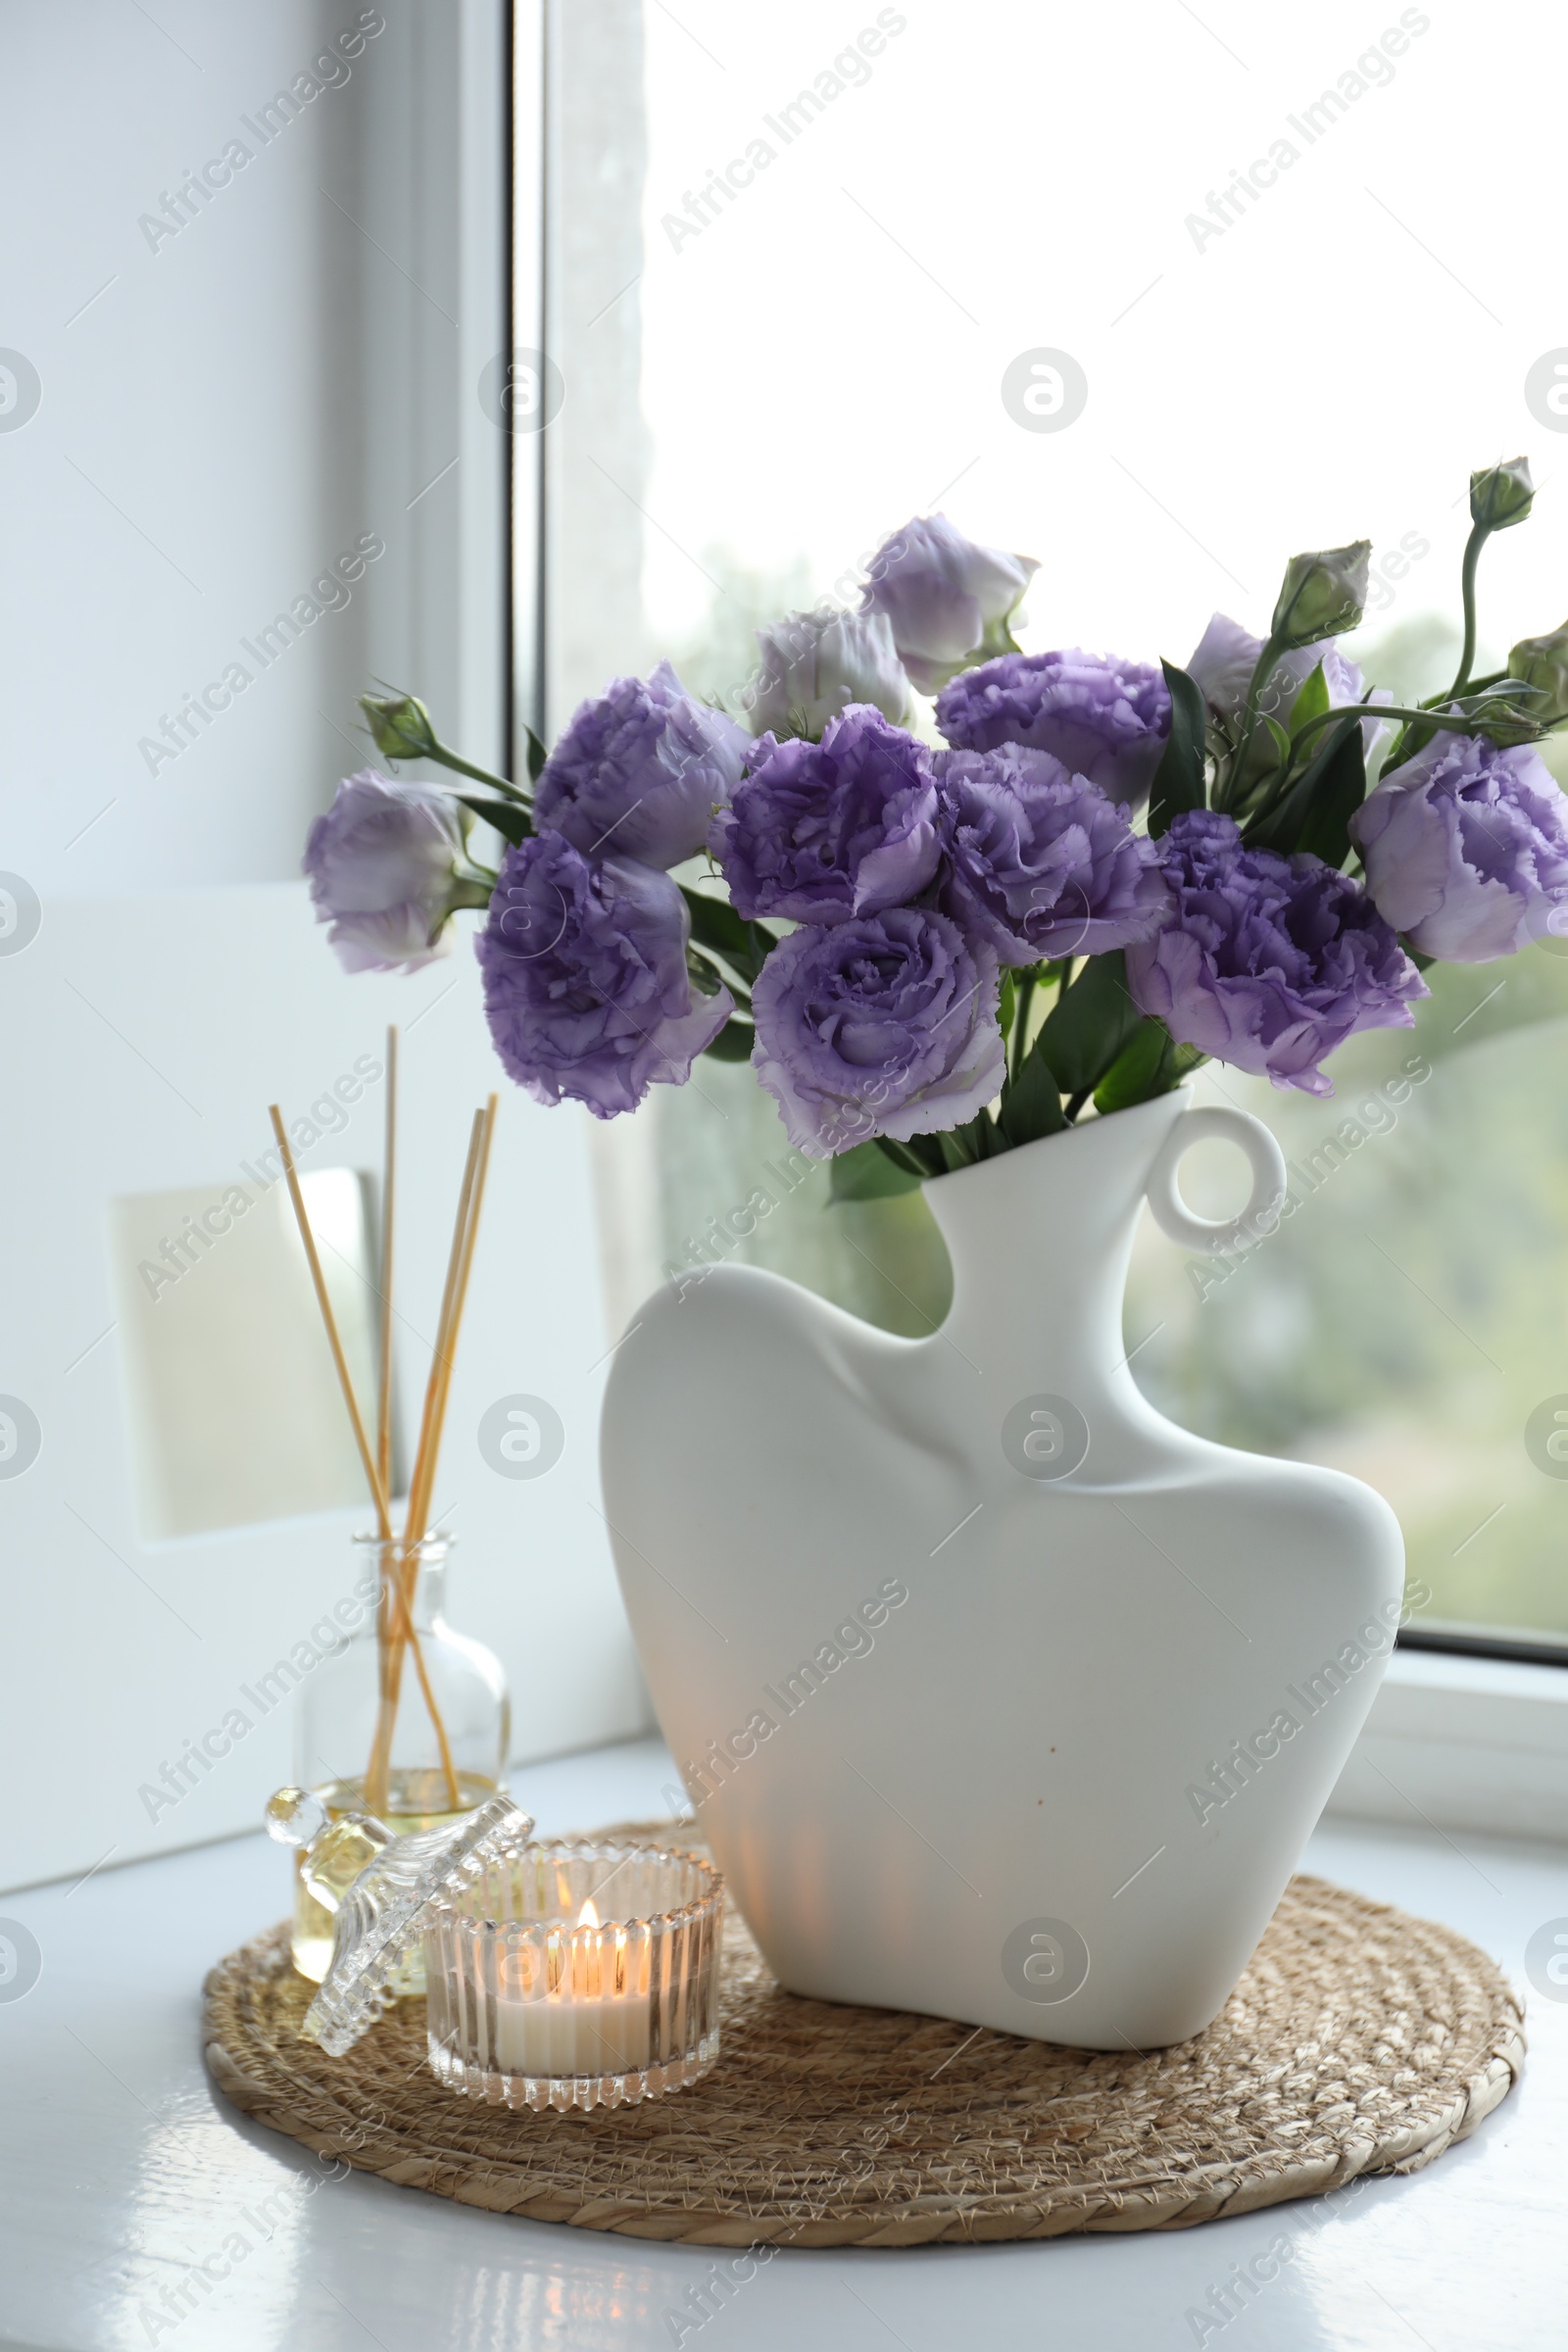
[3,1738,1562,2350]
[1329,1645,1568,1839]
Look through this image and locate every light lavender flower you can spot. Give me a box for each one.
[1349,728,1568,961]
[860,514,1038,693]
[303,768,467,974]
[1186,612,1392,767]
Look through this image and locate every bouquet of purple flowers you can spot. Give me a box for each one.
[304,462,1568,1196]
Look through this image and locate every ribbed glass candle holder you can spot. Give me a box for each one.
[422,1840,724,2113]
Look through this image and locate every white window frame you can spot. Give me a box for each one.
[1332,1648,1568,1841]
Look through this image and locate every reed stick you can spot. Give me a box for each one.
[268,1106,461,1816]
[407,1098,497,1547]
[363,1103,493,1811]
[376,1025,398,1500]
[368,1100,497,1792]
[363,1112,481,1809]
[371,1026,399,1814]
[270,1106,392,1537]
[404,1110,485,1548]
[418,1095,499,1502]
[364,1520,461,1819]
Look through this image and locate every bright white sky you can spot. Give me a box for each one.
[639,0,1568,687]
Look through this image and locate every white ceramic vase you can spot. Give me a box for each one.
[601,1092,1404,2049]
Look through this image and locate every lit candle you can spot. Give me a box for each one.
[489,1899,653,2080]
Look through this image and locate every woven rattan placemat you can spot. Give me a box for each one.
[204,1832,1524,2246]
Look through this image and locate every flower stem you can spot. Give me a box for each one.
[426,741,528,800]
[1010,971,1037,1082]
[1447,522,1487,699]
[1222,634,1283,807]
[1422,666,1504,708]
[1240,712,1359,838]
[1289,700,1511,758]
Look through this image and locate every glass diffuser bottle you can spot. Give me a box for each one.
[291,1532,510,1984]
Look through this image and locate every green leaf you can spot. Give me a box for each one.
[1093,1017,1177,1114]
[875,1134,936,1179]
[681,887,771,985]
[523,723,549,784]
[1245,710,1366,865]
[1293,721,1367,868]
[955,1106,1002,1161]
[452,792,531,846]
[1033,950,1145,1098]
[687,948,727,998]
[1000,1038,1066,1149]
[830,1139,922,1200]
[998,968,1016,1041]
[1257,713,1293,770]
[1147,661,1208,837]
[937,1129,974,1174]
[1286,660,1331,742]
[702,1016,756,1062]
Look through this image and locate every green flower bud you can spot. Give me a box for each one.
[1470,457,1534,532]
[1507,620,1568,723]
[1269,540,1371,651]
[360,690,440,763]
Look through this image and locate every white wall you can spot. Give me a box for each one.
[1,0,516,891]
[0,0,651,1891]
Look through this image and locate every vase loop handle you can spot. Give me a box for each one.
[1144,1106,1289,1257]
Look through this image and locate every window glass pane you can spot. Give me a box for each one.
[638,2,1568,671]
[1126,969,1568,1649]
[574,0,1568,1651]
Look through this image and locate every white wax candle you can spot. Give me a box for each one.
[487,1905,652,2079]
[492,1984,652,2078]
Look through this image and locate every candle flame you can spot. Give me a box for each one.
[577,1898,600,1930]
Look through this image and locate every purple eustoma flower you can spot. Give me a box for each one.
[477,833,731,1117]
[534,659,750,870]
[750,906,1005,1157]
[860,514,1038,694]
[1349,728,1568,961]
[710,706,941,926]
[303,768,467,974]
[1186,612,1391,765]
[1186,612,1368,723]
[935,650,1171,814]
[937,744,1171,964]
[1125,809,1425,1096]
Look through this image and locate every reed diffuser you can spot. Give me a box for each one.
[273,1030,512,1983]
